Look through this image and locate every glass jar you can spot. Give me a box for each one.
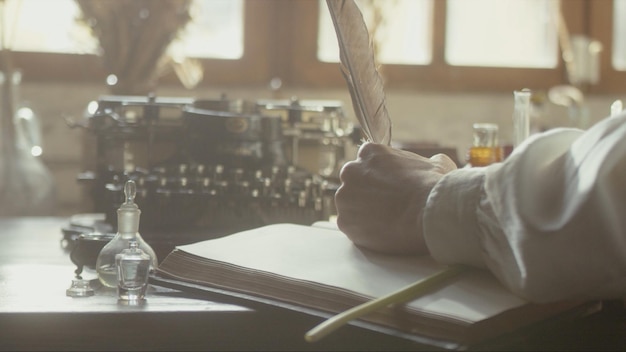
[467,123,503,167]
[116,240,151,301]
[96,180,157,288]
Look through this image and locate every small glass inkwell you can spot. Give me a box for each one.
[467,123,503,167]
[116,240,151,302]
[96,179,158,289]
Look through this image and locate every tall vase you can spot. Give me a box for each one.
[0,70,56,216]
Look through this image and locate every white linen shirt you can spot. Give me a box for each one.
[423,112,626,303]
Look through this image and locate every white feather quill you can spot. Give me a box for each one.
[326,0,392,145]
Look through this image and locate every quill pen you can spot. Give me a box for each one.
[305,1,467,343]
[305,264,467,343]
[326,0,392,145]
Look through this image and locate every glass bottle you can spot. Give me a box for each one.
[96,180,158,288]
[1,70,56,216]
[116,240,151,301]
[467,123,503,167]
[513,89,531,148]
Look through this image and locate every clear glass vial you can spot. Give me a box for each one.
[468,123,503,167]
[116,240,151,301]
[96,180,158,288]
[513,89,531,148]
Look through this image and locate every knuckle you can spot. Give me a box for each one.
[430,153,457,172]
[338,160,359,182]
[357,141,382,158]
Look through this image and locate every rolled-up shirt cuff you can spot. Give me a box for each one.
[423,167,486,268]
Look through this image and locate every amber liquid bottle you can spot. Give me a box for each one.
[467,123,503,167]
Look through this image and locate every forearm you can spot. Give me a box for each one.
[423,114,626,303]
[422,167,487,268]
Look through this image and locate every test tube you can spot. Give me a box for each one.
[610,100,623,117]
[513,89,531,148]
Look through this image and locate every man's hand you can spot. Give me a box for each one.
[335,142,457,255]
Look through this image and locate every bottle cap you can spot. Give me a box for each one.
[117,180,141,233]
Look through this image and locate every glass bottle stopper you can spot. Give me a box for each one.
[118,180,140,234]
[123,179,137,207]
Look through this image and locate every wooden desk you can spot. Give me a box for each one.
[0,217,425,351]
[1,217,626,351]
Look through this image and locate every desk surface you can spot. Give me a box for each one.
[1,217,626,351]
[0,217,426,351]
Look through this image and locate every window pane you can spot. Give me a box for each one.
[174,0,243,60]
[5,0,96,54]
[318,0,433,65]
[614,0,626,71]
[3,0,243,59]
[445,0,558,68]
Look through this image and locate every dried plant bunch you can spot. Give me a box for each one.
[76,0,192,95]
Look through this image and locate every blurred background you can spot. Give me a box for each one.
[1,0,625,218]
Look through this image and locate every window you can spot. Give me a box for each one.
[444,0,558,68]
[5,0,243,58]
[317,0,559,69]
[3,0,267,86]
[3,0,95,54]
[4,0,626,93]
[297,0,626,93]
[317,0,433,65]
[164,0,245,60]
[293,0,566,91]
[589,0,626,92]
[613,0,626,71]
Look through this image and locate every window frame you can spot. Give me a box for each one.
[15,0,277,87]
[286,0,592,93]
[12,0,626,94]
[588,0,626,94]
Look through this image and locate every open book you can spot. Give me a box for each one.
[153,222,593,348]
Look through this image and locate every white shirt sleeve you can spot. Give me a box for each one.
[423,112,626,303]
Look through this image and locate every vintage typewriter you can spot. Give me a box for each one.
[63,94,360,272]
